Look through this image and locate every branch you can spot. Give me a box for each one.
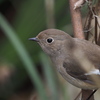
[69,0,84,39]
[68,0,94,100]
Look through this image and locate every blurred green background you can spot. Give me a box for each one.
[0,0,99,100]
[0,0,72,100]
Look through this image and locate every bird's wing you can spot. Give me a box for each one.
[63,59,100,85]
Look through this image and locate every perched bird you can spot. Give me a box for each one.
[29,29,100,90]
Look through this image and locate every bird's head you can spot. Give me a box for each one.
[29,29,73,56]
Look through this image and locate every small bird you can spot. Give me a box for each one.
[29,29,100,90]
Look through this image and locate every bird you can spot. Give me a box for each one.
[29,29,100,90]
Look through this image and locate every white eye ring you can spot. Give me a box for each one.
[46,37,54,43]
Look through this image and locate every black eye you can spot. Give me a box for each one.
[46,38,54,43]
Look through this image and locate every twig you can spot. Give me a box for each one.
[74,91,82,100]
[84,10,93,40]
[94,11,98,44]
[82,90,94,100]
[86,90,97,100]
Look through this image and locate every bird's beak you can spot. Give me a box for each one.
[28,37,39,42]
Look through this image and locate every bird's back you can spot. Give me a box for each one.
[73,38,100,69]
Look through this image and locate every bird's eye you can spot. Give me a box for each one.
[46,38,54,43]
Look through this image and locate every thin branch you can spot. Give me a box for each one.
[82,90,94,100]
[84,10,93,40]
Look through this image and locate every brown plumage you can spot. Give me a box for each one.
[29,29,100,89]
